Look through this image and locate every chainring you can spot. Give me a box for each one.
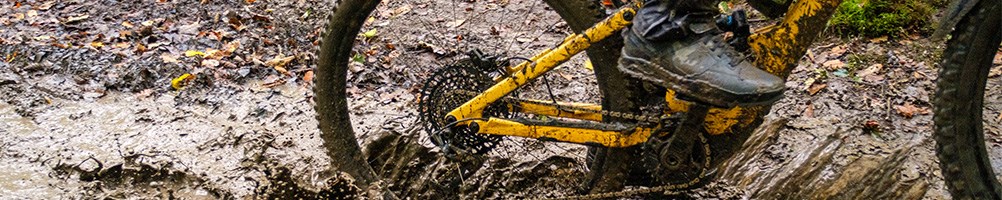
[418,56,512,155]
[639,104,712,189]
[640,133,710,186]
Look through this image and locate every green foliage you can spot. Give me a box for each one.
[828,0,938,37]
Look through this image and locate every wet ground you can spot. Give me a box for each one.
[2,0,1002,199]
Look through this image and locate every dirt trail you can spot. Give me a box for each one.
[2,0,1000,199]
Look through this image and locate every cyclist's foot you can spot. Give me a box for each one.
[618,4,785,108]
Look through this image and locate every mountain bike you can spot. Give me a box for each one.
[314,0,841,198]
[932,0,1002,198]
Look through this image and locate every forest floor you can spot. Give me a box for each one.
[2,0,1002,199]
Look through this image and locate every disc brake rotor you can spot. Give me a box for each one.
[418,53,512,155]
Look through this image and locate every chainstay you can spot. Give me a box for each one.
[451,90,670,123]
[539,133,712,200]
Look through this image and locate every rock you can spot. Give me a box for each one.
[0,72,17,85]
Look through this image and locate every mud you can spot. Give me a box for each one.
[1,0,999,199]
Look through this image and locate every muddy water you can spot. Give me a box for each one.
[0,103,69,198]
[1,0,998,198]
[0,82,337,198]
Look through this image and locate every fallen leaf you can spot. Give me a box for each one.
[261,78,286,88]
[447,19,466,28]
[822,59,845,70]
[171,73,196,90]
[558,72,574,81]
[119,30,134,38]
[201,59,220,67]
[808,83,827,95]
[33,35,51,41]
[227,14,244,31]
[251,14,271,22]
[829,45,847,56]
[351,53,364,63]
[894,103,929,118]
[223,40,239,53]
[5,51,17,63]
[90,42,104,49]
[583,59,593,70]
[274,66,290,75]
[265,54,295,68]
[113,42,130,49]
[204,42,238,60]
[802,77,816,91]
[863,120,880,131]
[303,70,314,85]
[51,42,68,48]
[185,50,207,58]
[37,2,54,10]
[121,21,134,28]
[870,36,888,43]
[160,53,179,63]
[135,43,147,54]
[856,64,882,78]
[64,15,89,24]
[147,41,170,50]
[362,28,377,38]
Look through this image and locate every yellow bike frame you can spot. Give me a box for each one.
[445,0,842,147]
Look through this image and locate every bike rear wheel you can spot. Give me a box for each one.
[933,0,1002,198]
[314,0,624,192]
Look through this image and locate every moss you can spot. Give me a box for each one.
[827,0,939,37]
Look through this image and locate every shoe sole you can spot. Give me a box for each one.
[618,52,783,108]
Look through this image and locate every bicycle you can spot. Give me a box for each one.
[932,0,1002,198]
[315,0,842,198]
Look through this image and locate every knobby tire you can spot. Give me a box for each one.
[933,0,1002,198]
